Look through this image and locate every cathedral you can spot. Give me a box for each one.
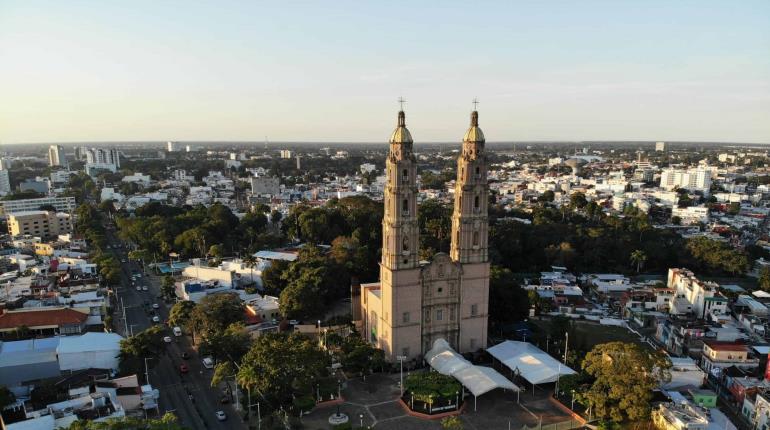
[359,108,490,362]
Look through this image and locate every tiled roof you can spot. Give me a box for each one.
[704,341,749,352]
[0,308,88,330]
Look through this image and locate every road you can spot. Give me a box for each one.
[106,226,246,430]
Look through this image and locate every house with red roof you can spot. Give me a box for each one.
[702,340,760,373]
[0,307,89,338]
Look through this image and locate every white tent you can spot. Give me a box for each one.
[487,340,576,385]
[425,339,519,410]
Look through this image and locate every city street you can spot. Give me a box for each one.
[106,227,246,430]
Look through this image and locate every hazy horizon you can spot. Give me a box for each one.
[1,1,769,144]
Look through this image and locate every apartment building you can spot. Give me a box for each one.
[0,196,76,216]
[668,268,727,319]
[7,211,73,239]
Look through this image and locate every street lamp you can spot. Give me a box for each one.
[571,390,576,410]
[359,413,364,428]
[396,355,407,396]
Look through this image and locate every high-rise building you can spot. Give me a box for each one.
[280,149,293,159]
[84,148,121,174]
[167,141,181,152]
[360,109,489,361]
[655,141,666,152]
[0,170,10,195]
[48,145,65,167]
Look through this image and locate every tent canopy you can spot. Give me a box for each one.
[425,339,520,397]
[487,340,576,385]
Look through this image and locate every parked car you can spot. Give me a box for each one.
[181,352,190,360]
[136,286,141,291]
[142,286,148,291]
[163,336,172,343]
[180,363,189,373]
[152,316,160,323]
[215,411,226,421]
[173,327,182,337]
[152,303,159,309]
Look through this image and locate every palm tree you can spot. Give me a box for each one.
[243,254,257,287]
[630,249,647,273]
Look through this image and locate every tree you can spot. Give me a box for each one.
[189,293,244,339]
[760,267,770,292]
[0,386,16,410]
[200,323,251,363]
[270,209,282,225]
[261,259,290,296]
[581,342,671,423]
[67,412,184,430]
[629,249,647,273]
[237,332,327,404]
[118,326,165,378]
[569,192,588,209]
[441,416,464,430]
[160,275,176,300]
[279,267,325,319]
[488,266,529,325]
[168,300,197,329]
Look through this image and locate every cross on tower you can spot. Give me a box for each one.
[472,98,479,111]
[398,97,406,111]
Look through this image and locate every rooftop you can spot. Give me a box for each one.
[0,307,88,330]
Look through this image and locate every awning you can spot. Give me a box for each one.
[425,339,520,397]
[487,340,576,385]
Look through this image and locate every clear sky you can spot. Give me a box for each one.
[1,0,769,144]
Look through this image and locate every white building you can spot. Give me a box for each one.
[280,149,293,159]
[668,268,727,319]
[0,169,10,195]
[655,141,666,152]
[0,196,76,216]
[167,141,181,152]
[85,148,120,168]
[360,163,377,174]
[672,206,710,225]
[121,172,152,185]
[48,145,65,167]
[660,168,712,195]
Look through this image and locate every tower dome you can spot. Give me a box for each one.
[389,111,413,144]
[463,111,485,143]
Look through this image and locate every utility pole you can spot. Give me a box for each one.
[564,331,569,364]
[144,357,152,385]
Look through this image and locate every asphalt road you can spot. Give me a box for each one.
[106,227,246,430]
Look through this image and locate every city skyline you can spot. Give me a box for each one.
[1,1,769,144]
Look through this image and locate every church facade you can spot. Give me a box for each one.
[360,109,490,362]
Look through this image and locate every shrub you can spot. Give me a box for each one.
[404,371,461,403]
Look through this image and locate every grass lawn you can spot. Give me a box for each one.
[527,317,649,355]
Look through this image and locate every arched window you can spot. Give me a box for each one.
[473,231,480,247]
[475,166,480,178]
[402,199,409,214]
[402,169,408,182]
[474,195,480,209]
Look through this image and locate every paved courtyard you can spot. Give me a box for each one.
[300,372,574,430]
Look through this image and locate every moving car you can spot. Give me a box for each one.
[152,316,160,323]
[181,351,190,360]
[142,286,148,291]
[215,411,226,421]
[163,336,172,343]
[152,303,159,309]
[136,286,141,291]
[202,357,214,369]
[180,363,189,373]
[173,327,182,337]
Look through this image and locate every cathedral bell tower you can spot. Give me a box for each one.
[450,110,489,263]
[382,110,420,270]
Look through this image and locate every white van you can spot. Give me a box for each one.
[202,357,214,369]
[173,326,182,337]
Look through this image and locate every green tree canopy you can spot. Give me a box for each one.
[581,342,671,423]
[237,332,327,404]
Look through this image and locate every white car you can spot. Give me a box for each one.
[163,336,172,343]
[215,411,226,421]
[136,286,141,291]
[142,286,148,291]
[152,316,160,323]
[152,303,159,309]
